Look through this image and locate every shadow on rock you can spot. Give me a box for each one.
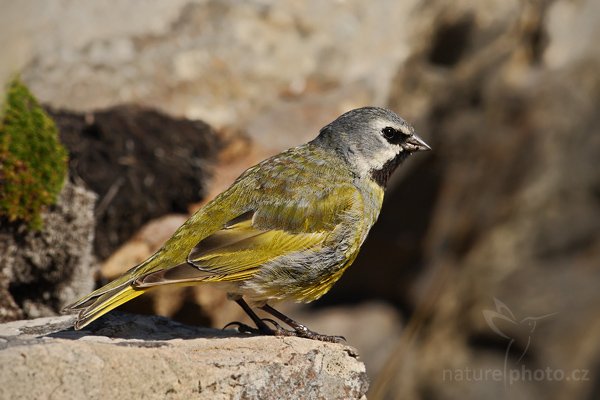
[42,312,243,341]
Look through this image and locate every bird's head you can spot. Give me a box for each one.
[314,107,430,187]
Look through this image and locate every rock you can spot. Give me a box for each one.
[0,313,369,400]
[50,105,221,259]
[15,0,420,129]
[0,181,97,322]
[288,301,403,379]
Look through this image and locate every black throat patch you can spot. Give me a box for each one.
[370,151,409,188]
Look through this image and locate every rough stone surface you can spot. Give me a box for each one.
[289,302,403,380]
[0,181,97,322]
[0,313,369,400]
[11,0,419,130]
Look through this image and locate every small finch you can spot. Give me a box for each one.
[65,107,430,342]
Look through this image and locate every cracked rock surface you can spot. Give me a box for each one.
[0,313,368,400]
[0,181,97,322]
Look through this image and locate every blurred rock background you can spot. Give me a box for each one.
[1,0,599,399]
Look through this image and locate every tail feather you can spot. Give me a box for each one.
[64,253,211,329]
[63,265,148,330]
[72,285,145,330]
[64,265,139,312]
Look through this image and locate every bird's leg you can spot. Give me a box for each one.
[230,298,295,337]
[259,304,346,343]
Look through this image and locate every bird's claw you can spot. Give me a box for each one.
[223,320,345,343]
[223,318,294,336]
[295,330,346,343]
[268,324,346,343]
[222,321,260,334]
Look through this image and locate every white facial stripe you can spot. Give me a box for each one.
[346,133,403,177]
[369,117,404,167]
[370,137,403,169]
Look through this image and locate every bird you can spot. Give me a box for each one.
[64,106,430,342]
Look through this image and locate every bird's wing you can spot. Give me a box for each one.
[186,210,330,279]
[134,175,361,288]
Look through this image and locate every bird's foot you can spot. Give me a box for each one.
[222,321,260,334]
[223,318,295,336]
[263,323,346,343]
[223,319,343,342]
[290,326,346,343]
[228,300,346,343]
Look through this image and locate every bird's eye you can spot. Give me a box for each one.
[382,127,397,140]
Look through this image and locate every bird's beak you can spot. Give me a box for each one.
[404,134,431,152]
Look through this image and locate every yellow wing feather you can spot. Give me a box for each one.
[190,219,326,273]
[135,214,329,286]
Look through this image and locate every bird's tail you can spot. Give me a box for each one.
[63,265,148,330]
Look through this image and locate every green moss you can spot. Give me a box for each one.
[0,78,68,229]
